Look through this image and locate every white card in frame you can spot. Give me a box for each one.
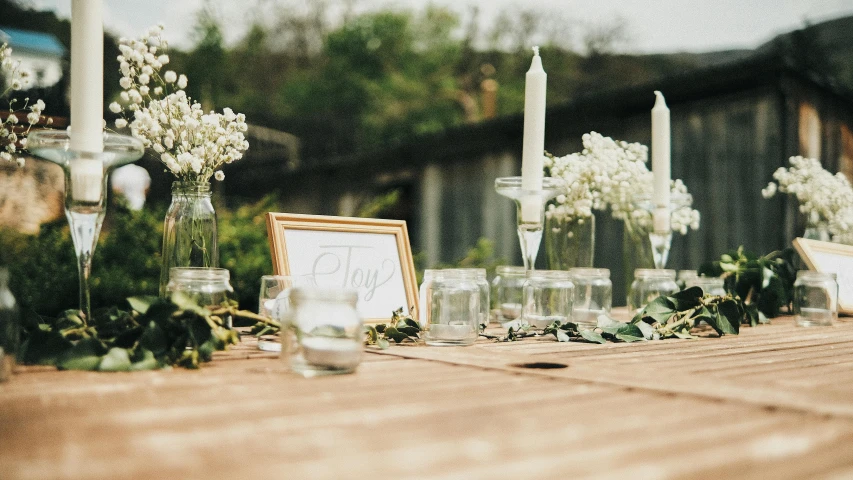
[266,213,418,323]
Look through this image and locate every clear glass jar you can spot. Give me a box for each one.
[569,268,611,328]
[0,268,19,382]
[417,269,439,328]
[794,271,838,327]
[166,267,234,325]
[628,269,678,313]
[283,287,363,376]
[686,276,726,296]
[160,181,219,296]
[677,270,698,290]
[545,212,595,269]
[451,268,490,327]
[491,266,526,325]
[426,270,480,346]
[523,270,574,329]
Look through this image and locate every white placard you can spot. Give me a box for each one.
[267,214,418,323]
[793,238,853,314]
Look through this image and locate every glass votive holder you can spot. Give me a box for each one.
[677,270,698,289]
[425,270,480,346]
[283,287,363,376]
[628,269,678,313]
[0,267,20,382]
[522,270,574,329]
[794,271,838,327]
[417,269,439,328]
[686,275,726,296]
[569,268,612,328]
[259,275,312,321]
[167,267,235,325]
[451,268,490,327]
[492,266,526,325]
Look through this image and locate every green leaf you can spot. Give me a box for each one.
[377,338,390,349]
[127,296,158,315]
[555,330,570,342]
[615,333,645,343]
[403,318,421,331]
[673,331,696,339]
[129,349,160,371]
[56,337,107,371]
[634,321,655,340]
[669,287,704,310]
[18,329,72,365]
[716,300,741,335]
[98,347,132,372]
[579,330,607,344]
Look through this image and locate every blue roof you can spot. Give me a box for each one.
[0,27,66,57]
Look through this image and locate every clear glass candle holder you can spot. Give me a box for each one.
[677,270,698,289]
[628,269,678,313]
[794,271,838,327]
[417,269,439,328]
[522,270,574,329]
[167,267,235,325]
[686,276,726,296]
[450,268,490,327]
[569,268,612,328]
[491,266,526,325]
[283,287,363,376]
[425,270,480,346]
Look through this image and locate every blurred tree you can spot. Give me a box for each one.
[185,4,226,110]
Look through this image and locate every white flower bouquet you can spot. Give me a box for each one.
[110,25,249,183]
[1,43,51,166]
[543,132,701,234]
[762,156,853,243]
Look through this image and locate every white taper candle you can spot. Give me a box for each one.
[520,46,547,223]
[651,90,671,232]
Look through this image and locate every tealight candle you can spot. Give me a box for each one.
[500,302,522,320]
[301,337,362,369]
[428,323,474,341]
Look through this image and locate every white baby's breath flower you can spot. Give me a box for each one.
[214,170,225,181]
[177,74,187,89]
[164,70,177,83]
[26,111,39,124]
[119,76,132,89]
[109,102,122,113]
[115,118,128,129]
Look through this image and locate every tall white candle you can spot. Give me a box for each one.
[70,0,104,153]
[651,90,671,232]
[69,0,105,202]
[520,46,547,223]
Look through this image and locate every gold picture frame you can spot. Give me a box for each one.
[793,238,853,315]
[266,213,419,323]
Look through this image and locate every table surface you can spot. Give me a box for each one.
[3,310,853,480]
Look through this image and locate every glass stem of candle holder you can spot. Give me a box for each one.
[495,177,565,271]
[649,230,673,270]
[66,209,104,322]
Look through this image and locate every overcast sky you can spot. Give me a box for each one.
[28,0,853,53]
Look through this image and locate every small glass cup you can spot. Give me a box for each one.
[794,271,838,327]
[451,268,490,327]
[425,270,480,346]
[491,266,526,325]
[167,267,235,325]
[522,270,574,329]
[258,275,312,352]
[628,269,678,313]
[283,287,363,376]
[686,276,726,296]
[569,268,611,328]
[677,270,698,289]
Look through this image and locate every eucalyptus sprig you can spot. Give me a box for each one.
[18,294,239,371]
[699,246,796,323]
[364,307,421,349]
[479,320,538,342]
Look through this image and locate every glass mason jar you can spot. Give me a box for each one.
[159,181,219,296]
[426,270,480,346]
[803,211,832,242]
[686,276,726,296]
[622,192,693,297]
[794,271,838,327]
[545,212,595,270]
[628,269,678,314]
[569,268,612,328]
[283,287,363,376]
[417,269,439,328]
[677,270,698,290]
[166,267,234,325]
[522,270,574,329]
[0,267,20,382]
[451,268,490,327]
[491,266,526,325]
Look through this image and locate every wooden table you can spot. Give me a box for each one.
[3,311,853,479]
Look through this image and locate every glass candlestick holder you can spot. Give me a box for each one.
[495,176,565,270]
[27,130,145,321]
